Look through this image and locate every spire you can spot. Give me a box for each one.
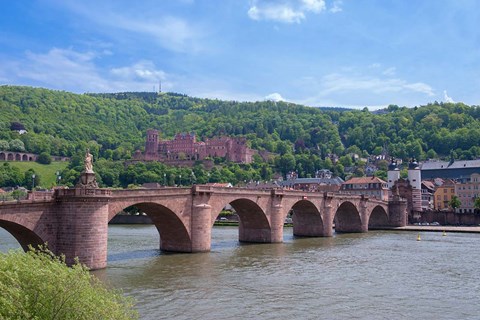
[388,157,398,171]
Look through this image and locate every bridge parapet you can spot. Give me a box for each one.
[55,188,112,197]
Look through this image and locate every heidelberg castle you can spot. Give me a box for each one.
[132,129,255,165]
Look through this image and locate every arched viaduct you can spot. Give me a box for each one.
[0,185,407,270]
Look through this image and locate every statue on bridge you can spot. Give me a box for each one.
[84,149,94,173]
[76,148,98,189]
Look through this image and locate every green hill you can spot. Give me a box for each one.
[1,85,480,189]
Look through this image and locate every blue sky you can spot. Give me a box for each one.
[0,0,479,109]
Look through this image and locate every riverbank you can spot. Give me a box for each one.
[392,225,480,233]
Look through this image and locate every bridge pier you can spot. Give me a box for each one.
[269,204,284,243]
[56,198,109,270]
[360,199,369,233]
[322,201,334,237]
[190,204,212,252]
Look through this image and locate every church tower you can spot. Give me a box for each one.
[408,158,422,211]
[387,157,400,189]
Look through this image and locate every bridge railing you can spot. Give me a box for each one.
[55,188,113,197]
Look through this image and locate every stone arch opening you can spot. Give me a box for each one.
[0,153,5,161]
[334,201,363,233]
[15,153,21,161]
[368,205,389,229]
[0,220,46,251]
[22,154,28,161]
[290,200,324,237]
[109,202,192,253]
[215,198,270,243]
[7,153,13,161]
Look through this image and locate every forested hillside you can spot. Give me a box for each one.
[1,85,480,188]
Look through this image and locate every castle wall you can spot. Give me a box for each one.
[138,130,253,164]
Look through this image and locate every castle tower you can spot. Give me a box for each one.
[387,157,400,189]
[408,158,422,211]
[145,129,159,159]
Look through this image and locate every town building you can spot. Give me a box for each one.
[433,179,456,211]
[340,176,389,201]
[421,180,435,211]
[421,159,480,180]
[134,129,255,165]
[454,173,480,213]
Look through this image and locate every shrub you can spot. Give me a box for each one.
[0,246,138,320]
[37,152,52,164]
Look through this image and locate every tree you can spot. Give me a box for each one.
[8,139,25,152]
[0,140,9,150]
[36,152,52,164]
[449,195,461,211]
[0,246,138,320]
[474,197,480,213]
[276,154,296,178]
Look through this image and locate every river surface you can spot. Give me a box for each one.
[1,225,480,319]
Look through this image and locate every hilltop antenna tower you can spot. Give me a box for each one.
[159,80,162,94]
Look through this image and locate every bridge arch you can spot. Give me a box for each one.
[229,198,270,243]
[0,152,5,161]
[368,205,389,229]
[0,220,47,251]
[334,201,363,233]
[211,197,271,243]
[108,202,192,253]
[290,199,324,237]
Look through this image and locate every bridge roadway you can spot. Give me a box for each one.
[0,185,407,270]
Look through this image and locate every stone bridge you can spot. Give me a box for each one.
[0,185,407,270]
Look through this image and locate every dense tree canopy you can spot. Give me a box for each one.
[1,86,480,186]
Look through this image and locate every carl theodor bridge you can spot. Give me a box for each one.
[0,185,407,270]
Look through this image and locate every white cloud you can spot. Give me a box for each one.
[111,61,166,82]
[265,92,286,101]
[0,47,173,93]
[301,0,326,13]
[444,90,455,103]
[382,67,396,76]
[55,2,205,53]
[248,0,326,23]
[403,82,435,96]
[292,68,436,108]
[15,48,111,91]
[320,73,434,96]
[329,0,343,13]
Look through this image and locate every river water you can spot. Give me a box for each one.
[1,225,480,319]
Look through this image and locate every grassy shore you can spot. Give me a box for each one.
[1,161,69,188]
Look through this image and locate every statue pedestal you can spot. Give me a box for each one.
[76,171,99,189]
